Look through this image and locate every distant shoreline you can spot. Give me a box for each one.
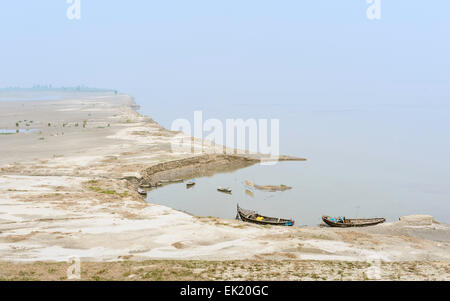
[0,88,121,103]
[0,86,118,93]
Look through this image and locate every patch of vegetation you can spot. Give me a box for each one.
[102,190,117,195]
[88,186,117,195]
[88,186,102,192]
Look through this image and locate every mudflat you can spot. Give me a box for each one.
[0,92,449,280]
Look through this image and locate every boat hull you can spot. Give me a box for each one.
[137,188,147,196]
[322,216,385,228]
[237,205,294,226]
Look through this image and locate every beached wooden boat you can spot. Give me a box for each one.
[217,187,232,194]
[237,204,294,226]
[322,216,385,228]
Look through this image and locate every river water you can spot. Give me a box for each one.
[144,102,450,226]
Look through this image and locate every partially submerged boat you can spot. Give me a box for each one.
[322,216,386,228]
[217,187,232,194]
[158,179,184,184]
[237,204,294,226]
[245,189,254,198]
[245,180,291,192]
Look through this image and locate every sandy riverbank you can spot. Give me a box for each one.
[1,92,449,280]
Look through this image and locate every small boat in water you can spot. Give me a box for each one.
[217,187,232,194]
[322,216,386,228]
[237,204,294,226]
[186,180,196,188]
[137,187,147,196]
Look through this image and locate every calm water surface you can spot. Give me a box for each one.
[146,159,448,226]
[144,102,450,226]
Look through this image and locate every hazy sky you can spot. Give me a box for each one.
[1,1,449,108]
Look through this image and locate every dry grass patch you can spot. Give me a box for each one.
[0,260,437,281]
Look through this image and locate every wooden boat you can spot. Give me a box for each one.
[137,188,147,196]
[237,204,294,226]
[245,180,291,192]
[186,180,196,188]
[322,216,386,228]
[217,187,232,194]
[158,179,184,184]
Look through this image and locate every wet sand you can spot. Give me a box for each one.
[0,92,449,280]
